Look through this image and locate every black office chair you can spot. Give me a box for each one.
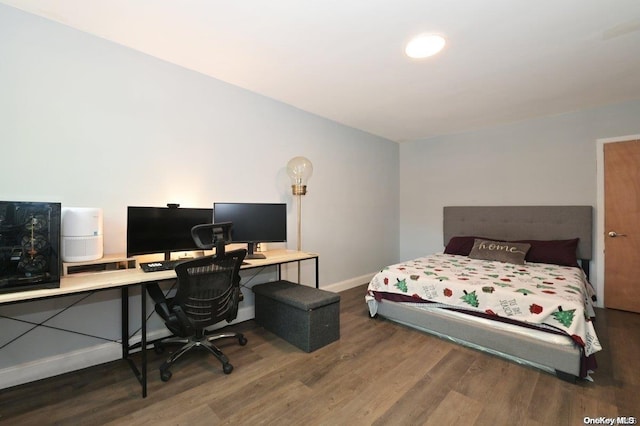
[148,223,247,382]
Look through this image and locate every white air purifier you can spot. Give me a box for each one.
[61,207,104,262]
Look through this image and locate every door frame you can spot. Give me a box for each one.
[595,134,640,308]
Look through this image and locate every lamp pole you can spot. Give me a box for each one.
[287,156,313,283]
[296,192,302,252]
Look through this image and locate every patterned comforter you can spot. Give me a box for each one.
[366,253,602,357]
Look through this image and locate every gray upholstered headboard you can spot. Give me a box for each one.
[443,206,593,260]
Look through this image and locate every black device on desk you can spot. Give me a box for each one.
[126,205,213,261]
[0,201,62,293]
[213,202,286,259]
[139,259,188,272]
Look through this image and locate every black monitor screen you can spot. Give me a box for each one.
[213,203,287,257]
[126,206,213,258]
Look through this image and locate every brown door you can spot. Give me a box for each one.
[604,139,640,312]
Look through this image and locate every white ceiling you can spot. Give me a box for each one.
[3,0,640,142]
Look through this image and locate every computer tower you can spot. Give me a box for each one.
[0,201,61,293]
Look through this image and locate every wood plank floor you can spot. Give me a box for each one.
[1,284,639,425]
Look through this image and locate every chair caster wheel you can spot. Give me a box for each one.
[239,336,248,346]
[223,363,233,374]
[160,370,172,382]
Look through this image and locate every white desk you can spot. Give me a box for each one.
[0,250,318,397]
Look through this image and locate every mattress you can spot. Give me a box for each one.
[366,253,602,357]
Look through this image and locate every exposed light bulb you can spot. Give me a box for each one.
[287,156,313,195]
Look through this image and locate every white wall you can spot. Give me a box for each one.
[0,4,399,387]
[399,99,640,304]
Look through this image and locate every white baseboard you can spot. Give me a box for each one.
[321,272,374,293]
[0,274,373,390]
[0,342,121,390]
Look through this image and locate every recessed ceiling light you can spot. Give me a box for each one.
[405,34,446,59]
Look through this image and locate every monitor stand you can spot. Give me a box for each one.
[246,242,266,259]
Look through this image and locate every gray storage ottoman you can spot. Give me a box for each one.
[252,280,340,352]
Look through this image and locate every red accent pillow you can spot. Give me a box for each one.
[514,238,580,267]
[444,236,493,256]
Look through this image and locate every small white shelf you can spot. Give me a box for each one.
[63,254,136,275]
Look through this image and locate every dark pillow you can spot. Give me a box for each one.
[468,239,531,265]
[445,236,581,267]
[515,238,580,267]
[444,236,493,256]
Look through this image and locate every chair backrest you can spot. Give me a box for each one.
[172,249,247,331]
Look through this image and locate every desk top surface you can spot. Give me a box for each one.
[0,250,317,304]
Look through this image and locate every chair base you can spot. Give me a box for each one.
[155,329,247,382]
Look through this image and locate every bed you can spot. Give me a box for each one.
[366,206,602,381]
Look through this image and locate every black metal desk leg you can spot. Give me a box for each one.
[121,287,129,359]
[141,283,147,398]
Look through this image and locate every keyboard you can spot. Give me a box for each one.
[140,259,187,273]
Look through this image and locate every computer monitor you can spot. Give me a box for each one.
[213,202,287,259]
[126,206,213,260]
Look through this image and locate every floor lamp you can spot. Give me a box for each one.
[287,156,313,282]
